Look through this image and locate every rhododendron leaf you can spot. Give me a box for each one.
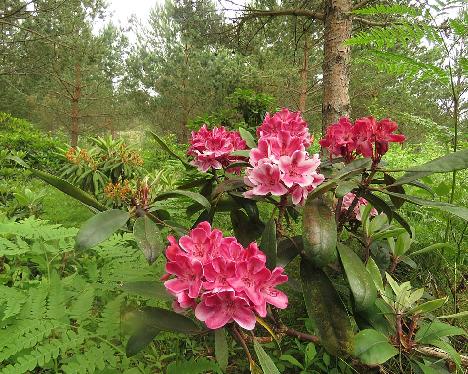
[303,197,337,267]
[393,149,468,186]
[139,306,201,334]
[238,127,257,149]
[230,209,264,246]
[353,329,398,365]
[31,168,107,211]
[336,158,372,179]
[75,209,130,250]
[133,215,164,264]
[409,297,448,315]
[371,228,406,242]
[214,328,228,372]
[300,259,353,356]
[126,326,160,357]
[383,173,405,208]
[382,191,468,221]
[230,150,251,158]
[253,340,281,374]
[335,180,359,198]
[212,177,245,197]
[225,161,251,171]
[337,244,377,312]
[277,236,303,267]
[148,131,194,169]
[260,219,277,269]
[415,322,466,343]
[154,190,211,210]
[178,176,213,190]
[121,281,173,300]
[306,179,338,200]
[366,257,384,292]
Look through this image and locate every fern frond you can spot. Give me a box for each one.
[97,294,124,338]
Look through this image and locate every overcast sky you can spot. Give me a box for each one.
[106,0,160,28]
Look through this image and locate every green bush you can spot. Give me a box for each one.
[0,112,62,172]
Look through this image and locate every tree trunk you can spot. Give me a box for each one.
[299,36,309,113]
[70,63,81,147]
[321,0,352,134]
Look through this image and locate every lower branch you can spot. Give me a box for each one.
[415,346,468,368]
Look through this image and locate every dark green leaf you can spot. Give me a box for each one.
[154,190,211,210]
[382,191,468,221]
[126,326,160,357]
[120,281,172,300]
[230,210,264,246]
[148,131,193,169]
[300,259,353,356]
[384,173,405,208]
[353,329,398,365]
[260,219,277,269]
[75,209,130,250]
[253,340,281,374]
[239,127,257,148]
[393,149,468,186]
[277,236,303,267]
[335,180,358,198]
[139,306,201,334]
[302,197,337,267]
[336,158,372,179]
[337,244,377,311]
[215,328,229,372]
[429,339,461,371]
[409,297,447,315]
[415,322,466,343]
[32,168,107,211]
[279,354,304,369]
[133,215,164,264]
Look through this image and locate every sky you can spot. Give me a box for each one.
[106,0,160,28]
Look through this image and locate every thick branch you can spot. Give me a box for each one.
[243,9,325,22]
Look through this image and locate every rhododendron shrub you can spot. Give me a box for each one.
[29,107,468,372]
[163,221,288,330]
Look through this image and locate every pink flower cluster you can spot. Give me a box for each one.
[244,109,324,205]
[163,222,288,330]
[341,192,378,221]
[188,125,247,172]
[319,117,406,163]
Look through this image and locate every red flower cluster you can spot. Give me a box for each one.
[340,192,378,221]
[244,109,324,205]
[188,125,247,172]
[163,222,288,330]
[319,117,405,163]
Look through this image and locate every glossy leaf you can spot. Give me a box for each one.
[238,127,257,148]
[32,168,107,211]
[230,209,264,246]
[366,257,383,292]
[276,236,303,267]
[253,340,280,374]
[215,328,228,372]
[335,180,358,198]
[260,219,277,269]
[148,131,194,169]
[337,244,377,311]
[415,322,466,343]
[429,339,462,370]
[75,209,130,250]
[133,215,164,264]
[300,258,353,356]
[382,191,468,221]
[371,228,406,242]
[394,232,411,257]
[336,158,372,178]
[383,173,405,208]
[353,329,398,365]
[139,306,201,334]
[126,326,160,357]
[154,190,211,210]
[120,281,173,300]
[409,297,447,315]
[393,149,468,186]
[302,197,337,267]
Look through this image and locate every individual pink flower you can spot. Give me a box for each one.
[172,290,197,312]
[195,291,256,330]
[319,117,356,161]
[164,255,204,298]
[279,151,321,188]
[188,125,246,172]
[352,117,375,159]
[178,221,222,263]
[244,161,288,197]
[203,257,236,292]
[373,118,406,158]
[340,192,378,221]
[268,130,305,159]
[254,267,289,317]
[228,257,270,305]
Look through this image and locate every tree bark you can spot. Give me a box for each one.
[70,63,81,147]
[299,36,309,113]
[321,0,352,133]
